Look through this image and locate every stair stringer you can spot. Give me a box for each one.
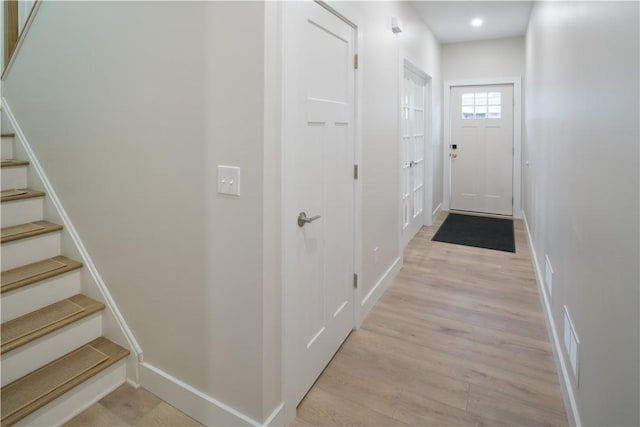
[1,98,143,384]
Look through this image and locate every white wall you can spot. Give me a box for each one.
[442,36,525,81]
[327,1,442,312]
[2,1,280,424]
[525,2,639,426]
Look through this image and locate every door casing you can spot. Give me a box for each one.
[443,77,522,218]
[400,58,433,250]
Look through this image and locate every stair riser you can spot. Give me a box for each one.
[1,271,82,322]
[1,198,44,228]
[13,362,126,427]
[1,232,61,270]
[1,137,14,160]
[1,313,102,386]
[1,166,28,191]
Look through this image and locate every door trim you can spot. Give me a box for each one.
[399,57,433,251]
[280,1,361,423]
[443,77,522,218]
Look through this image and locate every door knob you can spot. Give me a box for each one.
[298,212,321,227]
[450,153,458,159]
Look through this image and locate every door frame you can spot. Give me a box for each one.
[443,77,522,218]
[399,57,433,251]
[280,1,362,422]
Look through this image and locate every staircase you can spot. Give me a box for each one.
[0,133,129,426]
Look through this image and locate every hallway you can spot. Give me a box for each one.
[293,213,567,426]
[67,212,567,426]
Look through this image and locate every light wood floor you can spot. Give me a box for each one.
[63,384,201,426]
[293,213,567,426]
[67,212,567,426]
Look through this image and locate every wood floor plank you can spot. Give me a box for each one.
[297,386,407,426]
[466,383,568,426]
[312,360,402,419]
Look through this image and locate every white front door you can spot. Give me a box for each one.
[450,85,514,215]
[401,66,427,247]
[283,1,356,407]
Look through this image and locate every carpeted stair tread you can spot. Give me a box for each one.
[1,294,104,354]
[0,160,29,168]
[0,189,45,203]
[0,337,129,426]
[1,221,62,244]
[1,256,82,294]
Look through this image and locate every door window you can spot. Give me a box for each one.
[462,91,501,119]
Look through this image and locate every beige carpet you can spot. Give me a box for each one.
[1,300,84,347]
[1,222,46,239]
[1,258,68,290]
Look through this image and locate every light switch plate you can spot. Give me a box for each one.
[217,165,240,196]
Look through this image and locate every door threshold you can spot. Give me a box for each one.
[448,209,513,220]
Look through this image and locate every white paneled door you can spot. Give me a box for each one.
[450,85,514,215]
[402,66,427,247]
[284,1,356,407]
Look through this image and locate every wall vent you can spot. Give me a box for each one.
[563,306,580,385]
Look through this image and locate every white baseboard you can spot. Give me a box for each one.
[358,256,401,326]
[523,214,582,427]
[263,402,285,427]
[140,362,283,427]
[432,202,442,219]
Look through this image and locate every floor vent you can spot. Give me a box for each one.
[544,255,553,298]
[563,305,580,385]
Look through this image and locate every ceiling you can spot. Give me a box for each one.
[409,1,533,44]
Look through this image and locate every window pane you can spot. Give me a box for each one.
[475,105,487,119]
[462,106,474,119]
[488,106,501,118]
[462,93,474,106]
[488,92,501,105]
[475,92,487,105]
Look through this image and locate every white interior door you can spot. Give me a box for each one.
[450,85,514,215]
[402,67,427,247]
[284,1,356,407]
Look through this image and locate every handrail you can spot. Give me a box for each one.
[2,0,40,80]
[3,0,18,67]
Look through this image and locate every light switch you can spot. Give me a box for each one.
[217,165,240,196]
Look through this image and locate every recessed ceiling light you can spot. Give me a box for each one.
[471,18,483,27]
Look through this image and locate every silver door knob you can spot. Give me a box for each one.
[298,212,321,227]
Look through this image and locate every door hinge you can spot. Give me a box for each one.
[354,164,359,180]
[353,273,358,288]
[354,54,358,70]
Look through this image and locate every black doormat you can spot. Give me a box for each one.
[432,213,515,253]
